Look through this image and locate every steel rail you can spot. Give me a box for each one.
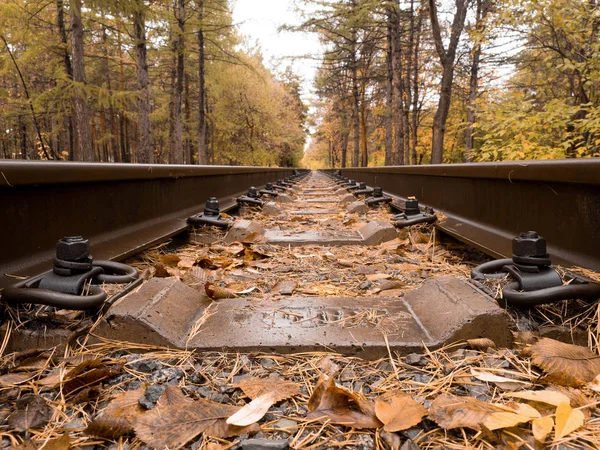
[325,159,600,272]
[0,161,295,289]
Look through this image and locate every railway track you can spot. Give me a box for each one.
[2,160,600,449]
[1,160,599,354]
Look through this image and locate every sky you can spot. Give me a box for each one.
[231,0,322,101]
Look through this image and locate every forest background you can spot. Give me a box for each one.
[0,0,599,167]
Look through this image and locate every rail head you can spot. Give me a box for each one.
[0,161,289,187]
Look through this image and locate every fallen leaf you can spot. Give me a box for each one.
[467,338,497,351]
[378,429,401,450]
[227,391,277,426]
[374,391,426,432]
[85,387,145,438]
[134,396,254,448]
[177,257,196,269]
[532,416,554,442]
[0,372,33,386]
[272,280,297,295]
[61,359,121,395]
[366,273,391,281]
[157,384,193,408]
[375,280,405,293]
[160,254,181,266]
[554,401,585,439]
[504,389,571,406]
[71,386,102,404]
[234,377,300,401]
[482,403,540,431]
[154,264,170,278]
[428,395,505,430]
[205,282,238,300]
[8,395,51,431]
[14,433,71,450]
[235,286,257,295]
[588,374,600,392]
[307,375,382,429]
[512,331,540,347]
[528,338,600,386]
[470,369,530,391]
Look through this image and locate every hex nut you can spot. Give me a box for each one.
[56,236,90,261]
[512,231,547,257]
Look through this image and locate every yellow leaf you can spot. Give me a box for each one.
[483,412,531,430]
[504,390,570,406]
[532,416,554,442]
[554,401,585,439]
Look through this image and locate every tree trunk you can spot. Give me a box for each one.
[428,0,468,164]
[411,6,423,165]
[464,0,486,162]
[57,0,73,160]
[134,6,154,163]
[350,35,360,168]
[197,0,208,165]
[385,9,394,166]
[360,84,368,167]
[391,6,405,165]
[340,116,349,168]
[70,0,94,161]
[101,26,117,162]
[169,0,185,164]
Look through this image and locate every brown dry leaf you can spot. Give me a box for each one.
[512,331,540,347]
[226,391,277,426]
[234,377,300,402]
[243,244,270,261]
[8,395,51,432]
[71,386,102,404]
[378,429,401,450]
[503,389,571,406]
[205,282,238,300]
[157,384,193,408]
[532,416,554,442]
[307,375,382,429]
[134,396,253,449]
[85,387,145,439]
[154,264,170,278]
[61,359,121,395]
[272,280,297,295]
[374,391,426,432]
[177,257,196,269]
[428,395,505,431]
[555,401,585,439]
[375,280,405,293]
[528,338,600,386]
[160,254,181,266]
[0,372,33,386]
[366,273,391,281]
[467,338,497,351]
[14,433,71,450]
[317,356,340,376]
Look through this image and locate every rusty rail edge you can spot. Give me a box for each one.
[0,161,295,289]
[324,159,600,272]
